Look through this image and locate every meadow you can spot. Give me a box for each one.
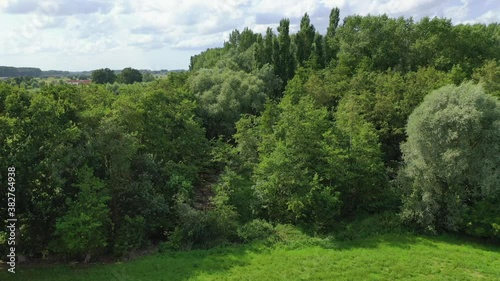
[2,232,499,281]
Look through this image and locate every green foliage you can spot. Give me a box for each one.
[449,64,467,85]
[0,77,209,259]
[237,219,276,243]
[169,202,238,250]
[296,13,316,67]
[463,196,500,240]
[334,212,409,241]
[190,48,229,71]
[473,59,500,99]
[53,166,110,259]
[226,28,258,53]
[91,68,117,84]
[189,68,268,138]
[2,85,83,256]
[274,18,296,85]
[337,15,413,73]
[327,67,450,165]
[0,66,42,77]
[117,67,143,84]
[2,8,500,262]
[142,72,155,82]
[250,91,387,230]
[331,95,388,214]
[399,83,500,234]
[254,95,340,227]
[139,81,208,181]
[213,168,256,223]
[325,7,340,66]
[113,215,148,258]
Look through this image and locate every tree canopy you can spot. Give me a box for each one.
[91,68,117,84]
[399,83,500,235]
[1,7,499,262]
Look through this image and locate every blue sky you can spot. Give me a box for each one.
[0,0,498,71]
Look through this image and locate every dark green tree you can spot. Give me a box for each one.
[142,72,155,82]
[91,68,117,84]
[253,95,340,228]
[190,69,268,138]
[274,19,296,85]
[118,67,143,84]
[296,13,316,66]
[53,166,110,261]
[263,27,275,66]
[325,7,340,65]
[473,60,500,99]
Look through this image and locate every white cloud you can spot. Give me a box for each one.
[475,10,500,24]
[320,0,347,9]
[446,5,469,22]
[0,0,115,15]
[0,0,498,70]
[253,0,320,18]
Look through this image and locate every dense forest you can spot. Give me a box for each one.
[1,8,499,262]
[0,67,43,78]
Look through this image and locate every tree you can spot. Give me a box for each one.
[296,13,316,66]
[263,28,275,66]
[274,19,295,85]
[336,15,412,73]
[399,83,500,233]
[3,85,83,256]
[91,68,116,84]
[326,7,340,38]
[54,166,110,261]
[325,7,340,66]
[332,95,388,214]
[473,60,500,99]
[309,32,325,69]
[190,69,268,138]
[253,95,341,229]
[118,67,143,84]
[142,72,155,82]
[410,17,455,71]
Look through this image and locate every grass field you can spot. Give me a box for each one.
[1,233,499,281]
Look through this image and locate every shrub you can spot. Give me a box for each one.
[169,202,238,250]
[335,212,409,241]
[113,215,148,257]
[463,197,500,240]
[237,219,276,243]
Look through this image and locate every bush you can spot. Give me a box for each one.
[335,212,409,241]
[213,168,256,223]
[113,215,148,257]
[463,198,500,240]
[168,202,238,250]
[237,219,276,243]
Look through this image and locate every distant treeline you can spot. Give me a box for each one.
[0,66,42,77]
[0,66,178,78]
[42,70,72,77]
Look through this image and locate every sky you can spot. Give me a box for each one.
[0,0,498,71]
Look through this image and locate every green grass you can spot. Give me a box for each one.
[1,233,499,281]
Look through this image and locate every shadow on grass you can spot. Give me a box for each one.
[1,243,268,281]
[2,232,498,280]
[312,232,500,255]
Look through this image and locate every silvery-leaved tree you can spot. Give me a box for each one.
[399,82,500,236]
